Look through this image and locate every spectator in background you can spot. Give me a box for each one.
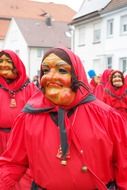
[32,75,40,88]
[95,68,113,100]
[87,69,101,93]
[0,50,38,190]
[0,48,127,190]
[123,70,127,84]
[103,70,127,123]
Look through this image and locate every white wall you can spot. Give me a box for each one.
[102,8,127,69]
[73,19,105,76]
[71,7,127,76]
[29,48,45,80]
[0,39,4,50]
[3,18,46,80]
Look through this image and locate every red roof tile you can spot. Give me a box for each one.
[0,19,10,39]
[0,0,76,22]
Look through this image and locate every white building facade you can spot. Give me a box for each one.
[71,0,127,76]
[3,16,71,80]
[3,18,43,79]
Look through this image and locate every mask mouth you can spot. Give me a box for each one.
[0,69,18,79]
[0,64,13,69]
[113,79,122,82]
[47,82,63,88]
[112,81,123,87]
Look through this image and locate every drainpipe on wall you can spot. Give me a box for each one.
[28,47,31,79]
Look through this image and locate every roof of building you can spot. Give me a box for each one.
[0,19,11,40]
[0,0,75,21]
[14,17,71,48]
[73,0,111,19]
[0,0,76,40]
[101,0,127,14]
[71,0,127,24]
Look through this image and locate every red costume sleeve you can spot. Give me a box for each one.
[108,110,127,189]
[0,113,28,189]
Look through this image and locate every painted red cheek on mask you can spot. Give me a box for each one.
[40,76,46,87]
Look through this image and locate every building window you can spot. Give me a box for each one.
[78,26,85,46]
[119,57,127,72]
[93,23,101,43]
[106,56,112,68]
[37,48,42,57]
[92,58,101,74]
[107,19,114,37]
[120,15,127,34]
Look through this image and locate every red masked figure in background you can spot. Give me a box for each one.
[95,68,113,100]
[0,48,127,190]
[0,50,38,189]
[103,70,127,123]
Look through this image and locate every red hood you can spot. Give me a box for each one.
[0,49,28,90]
[28,47,91,110]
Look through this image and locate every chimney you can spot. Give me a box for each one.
[45,15,52,27]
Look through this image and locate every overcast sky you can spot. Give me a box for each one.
[32,0,84,11]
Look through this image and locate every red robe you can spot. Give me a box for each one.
[0,48,127,190]
[95,69,113,100]
[103,70,127,122]
[89,78,97,93]
[0,50,38,189]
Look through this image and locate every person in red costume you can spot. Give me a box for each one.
[103,70,127,123]
[95,69,113,100]
[0,47,127,190]
[87,69,101,93]
[0,50,38,189]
